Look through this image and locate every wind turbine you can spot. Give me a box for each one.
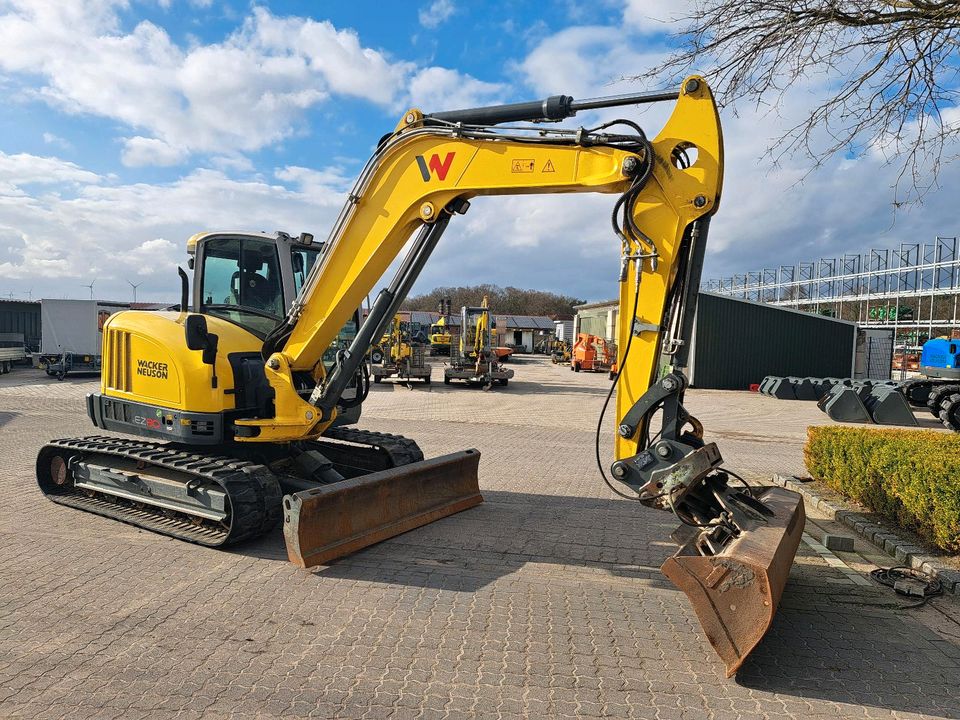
[82,279,96,300]
[127,280,142,303]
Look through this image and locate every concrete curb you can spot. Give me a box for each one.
[771,474,960,594]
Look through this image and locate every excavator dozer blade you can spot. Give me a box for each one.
[283,449,482,568]
[661,486,805,677]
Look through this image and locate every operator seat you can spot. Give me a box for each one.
[233,270,282,315]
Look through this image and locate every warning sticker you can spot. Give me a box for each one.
[542,159,556,173]
[511,159,535,173]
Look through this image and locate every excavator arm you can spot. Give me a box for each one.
[254,76,802,676]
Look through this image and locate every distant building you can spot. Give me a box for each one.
[573,300,618,340]
[0,299,40,351]
[400,310,555,353]
[575,293,861,389]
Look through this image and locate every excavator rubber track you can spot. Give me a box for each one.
[36,429,480,563]
[36,435,283,547]
[312,426,424,476]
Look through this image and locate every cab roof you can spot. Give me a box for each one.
[186,231,286,254]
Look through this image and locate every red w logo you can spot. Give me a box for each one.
[415,152,455,182]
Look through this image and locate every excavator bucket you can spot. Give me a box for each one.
[661,486,804,677]
[283,449,482,568]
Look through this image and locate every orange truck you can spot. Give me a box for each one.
[571,333,617,378]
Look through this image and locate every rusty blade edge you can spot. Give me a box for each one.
[286,493,482,567]
[283,449,483,568]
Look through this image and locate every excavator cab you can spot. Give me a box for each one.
[193,232,314,337]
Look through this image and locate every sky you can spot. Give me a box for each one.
[0,0,958,304]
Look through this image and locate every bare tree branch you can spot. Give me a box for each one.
[640,0,960,205]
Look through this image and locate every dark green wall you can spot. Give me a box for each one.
[0,302,40,351]
[692,293,854,390]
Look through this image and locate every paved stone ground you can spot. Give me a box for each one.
[1,358,959,719]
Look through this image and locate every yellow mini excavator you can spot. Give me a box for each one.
[444,296,513,387]
[428,299,453,355]
[371,314,432,385]
[36,77,803,676]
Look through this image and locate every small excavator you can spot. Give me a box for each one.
[444,296,514,387]
[550,339,571,364]
[370,314,432,385]
[428,297,453,355]
[36,77,803,676]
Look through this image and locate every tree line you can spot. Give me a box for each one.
[404,285,584,317]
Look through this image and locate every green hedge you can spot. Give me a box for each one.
[804,426,960,553]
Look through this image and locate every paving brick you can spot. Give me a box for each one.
[823,534,855,552]
[0,363,958,720]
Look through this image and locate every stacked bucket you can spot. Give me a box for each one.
[758,376,918,426]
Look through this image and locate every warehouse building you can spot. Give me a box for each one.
[551,315,575,343]
[0,299,40,352]
[404,310,555,353]
[575,293,865,390]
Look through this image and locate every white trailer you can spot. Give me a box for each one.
[0,333,27,373]
[40,300,128,379]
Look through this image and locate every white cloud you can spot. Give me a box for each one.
[0,151,101,188]
[126,238,179,276]
[210,154,255,173]
[519,25,665,98]
[0,151,349,297]
[0,3,500,166]
[622,0,695,35]
[41,132,72,150]
[407,67,505,113]
[121,136,189,167]
[419,0,455,29]
[274,165,351,195]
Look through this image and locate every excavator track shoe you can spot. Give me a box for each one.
[284,449,482,568]
[661,486,804,678]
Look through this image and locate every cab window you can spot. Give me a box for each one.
[201,236,283,337]
[291,245,321,298]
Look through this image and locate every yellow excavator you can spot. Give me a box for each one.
[36,77,803,676]
[428,299,453,355]
[444,295,514,387]
[371,314,432,384]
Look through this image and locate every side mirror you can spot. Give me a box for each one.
[185,314,219,385]
[185,314,209,351]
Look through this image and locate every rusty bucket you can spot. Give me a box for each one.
[283,449,482,568]
[661,486,804,677]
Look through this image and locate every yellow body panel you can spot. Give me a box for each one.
[100,311,261,413]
